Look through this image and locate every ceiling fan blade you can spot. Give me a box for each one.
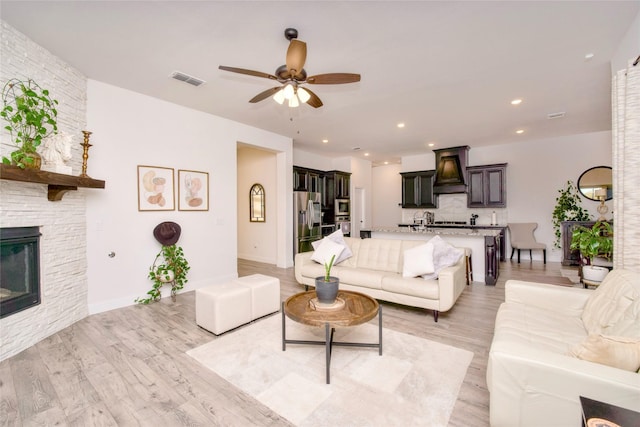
[286,40,307,76]
[219,66,278,81]
[307,73,361,84]
[249,87,282,103]
[302,87,323,108]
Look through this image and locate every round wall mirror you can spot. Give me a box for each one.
[577,166,612,201]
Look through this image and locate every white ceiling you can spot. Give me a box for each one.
[2,1,638,165]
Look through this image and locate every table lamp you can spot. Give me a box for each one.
[595,188,608,221]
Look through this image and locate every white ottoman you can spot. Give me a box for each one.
[234,274,280,319]
[196,283,252,335]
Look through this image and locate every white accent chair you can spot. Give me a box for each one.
[507,222,546,263]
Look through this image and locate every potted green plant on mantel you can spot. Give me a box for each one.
[570,221,613,283]
[1,78,59,169]
[315,254,339,304]
[552,180,591,249]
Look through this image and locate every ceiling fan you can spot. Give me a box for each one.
[219,28,360,108]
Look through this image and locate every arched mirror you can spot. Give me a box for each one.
[577,166,612,201]
[250,183,265,222]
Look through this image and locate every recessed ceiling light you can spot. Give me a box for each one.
[364,153,370,157]
[585,53,595,60]
[428,143,435,147]
[511,99,522,105]
[397,123,405,128]
[516,129,524,134]
[322,139,328,143]
[384,161,389,165]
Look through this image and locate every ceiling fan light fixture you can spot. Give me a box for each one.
[283,83,295,100]
[273,89,285,104]
[297,87,311,103]
[288,96,300,108]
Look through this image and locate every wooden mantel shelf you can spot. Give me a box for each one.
[0,164,105,201]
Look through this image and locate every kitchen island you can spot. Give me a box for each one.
[362,226,502,285]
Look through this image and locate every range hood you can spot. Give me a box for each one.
[433,145,469,194]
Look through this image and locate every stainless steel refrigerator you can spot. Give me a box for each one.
[294,191,322,255]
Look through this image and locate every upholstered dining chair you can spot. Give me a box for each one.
[507,223,546,264]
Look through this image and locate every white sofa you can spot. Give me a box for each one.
[487,269,640,427]
[294,236,468,322]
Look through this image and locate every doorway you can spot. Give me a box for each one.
[353,187,366,238]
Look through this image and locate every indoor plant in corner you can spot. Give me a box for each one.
[570,221,613,283]
[551,180,591,249]
[136,222,190,304]
[315,254,339,304]
[1,78,59,169]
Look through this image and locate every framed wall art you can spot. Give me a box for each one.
[178,169,209,211]
[137,165,175,211]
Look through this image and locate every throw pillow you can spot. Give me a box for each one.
[312,229,353,264]
[422,235,464,280]
[402,242,435,278]
[568,334,640,372]
[311,238,345,266]
[603,298,640,338]
[582,270,638,334]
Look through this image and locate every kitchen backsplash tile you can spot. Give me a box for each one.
[401,194,507,225]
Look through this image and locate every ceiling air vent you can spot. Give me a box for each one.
[547,111,565,119]
[169,71,206,87]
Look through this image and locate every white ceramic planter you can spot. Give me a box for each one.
[583,265,609,283]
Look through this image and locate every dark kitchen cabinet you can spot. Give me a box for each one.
[293,166,308,191]
[323,171,350,199]
[467,163,507,208]
[293,166,322,193]
[400,170,438,208]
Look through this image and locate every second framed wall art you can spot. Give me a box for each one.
[178,169,209,211]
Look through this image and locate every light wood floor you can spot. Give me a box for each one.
[0,259,577,426]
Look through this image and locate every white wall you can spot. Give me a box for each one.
[237,146,277,264]
[292,147,334,171]
[371,131,611,262]
[85,80,292,313]
[612,9,640,72]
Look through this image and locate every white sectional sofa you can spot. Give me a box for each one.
[487,269,640,427]
[294,236,468,322]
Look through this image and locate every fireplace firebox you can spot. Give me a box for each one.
[0,227,41,318]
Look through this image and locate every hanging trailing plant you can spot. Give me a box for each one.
[552,180,591,249]
[135,244,190,304]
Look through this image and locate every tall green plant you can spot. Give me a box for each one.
[323,254,336,282]
[552,180,591,249]
[136,244,190,304]
[1,78,59,168]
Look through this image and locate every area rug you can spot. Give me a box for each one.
[187,314,474,426]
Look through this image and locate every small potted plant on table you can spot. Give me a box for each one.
[1,78,59,169]
[315,254,339,304]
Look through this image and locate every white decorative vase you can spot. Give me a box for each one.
[583,265,609,283]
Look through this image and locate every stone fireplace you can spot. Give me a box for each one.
[1,21,89,361]
[0,226,41,318]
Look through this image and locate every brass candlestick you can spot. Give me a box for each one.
[80,130,93,178]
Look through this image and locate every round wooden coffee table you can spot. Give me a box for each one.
[281,290,382,384]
